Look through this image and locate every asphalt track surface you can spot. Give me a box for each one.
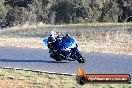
[0,46,132,76]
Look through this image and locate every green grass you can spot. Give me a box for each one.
[0,67,131,88]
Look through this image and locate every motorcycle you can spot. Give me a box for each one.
[43,36,85,63]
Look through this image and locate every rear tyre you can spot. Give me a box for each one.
[54,56,62,61]
[55,57,62,61]
[54,51,62,61]
[49,49,62,61]
[77,52,85,63]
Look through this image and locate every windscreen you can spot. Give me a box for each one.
[62,37,71,43]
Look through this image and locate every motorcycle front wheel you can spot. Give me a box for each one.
[76,52,85,63]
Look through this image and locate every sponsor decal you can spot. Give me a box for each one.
[76,67,131,85]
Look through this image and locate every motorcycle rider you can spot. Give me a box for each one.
[48,31,57,49]
[48,31,63,59]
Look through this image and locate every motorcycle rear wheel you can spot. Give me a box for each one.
[54,52,62,61]
[49,49,62,61]
[54,57,62,61]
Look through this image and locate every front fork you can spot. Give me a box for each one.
[71,48,79,60]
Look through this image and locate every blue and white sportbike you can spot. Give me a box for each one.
[43,36,85,63]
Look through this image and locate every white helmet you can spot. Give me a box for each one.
[50,31,56,37]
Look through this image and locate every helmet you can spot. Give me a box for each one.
[50,31,56,37]
[66,33,69,37]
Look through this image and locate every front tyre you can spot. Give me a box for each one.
[77,52,85,63]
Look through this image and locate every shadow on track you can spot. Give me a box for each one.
[0,59,68,63]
